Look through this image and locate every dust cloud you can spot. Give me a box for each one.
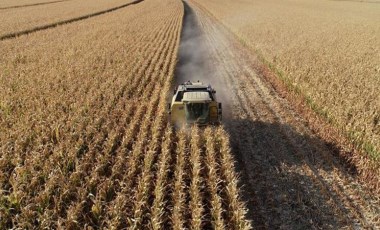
[174,1,233,120]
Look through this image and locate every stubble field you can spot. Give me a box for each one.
[192,0,380,176]
[186,0,379,227]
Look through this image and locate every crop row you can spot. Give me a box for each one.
[0,0,136,38]
[0,0,67,8]
[0,0,251,228]
[0,0,181,227]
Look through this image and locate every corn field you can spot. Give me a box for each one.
[3,0,379,228]
[0,0,140,39]
[0,0,251,228]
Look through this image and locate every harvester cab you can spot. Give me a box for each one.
[169,81,222,127]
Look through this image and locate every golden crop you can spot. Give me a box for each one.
[0,0,62,8]
[0,0,135,38]
[0,0,250,228]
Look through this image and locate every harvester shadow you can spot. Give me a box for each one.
[174,1,364,228]
[224,119,361,229]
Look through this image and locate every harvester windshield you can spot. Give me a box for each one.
[185,103,209,124]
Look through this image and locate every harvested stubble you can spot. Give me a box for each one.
[192,0,380,176]
[0,0,251,228]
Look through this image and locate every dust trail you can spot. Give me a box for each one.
[174,0,233,120]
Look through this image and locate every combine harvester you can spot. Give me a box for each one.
[169,81,222,126]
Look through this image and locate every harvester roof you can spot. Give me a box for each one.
[182,92,211,102]
[178,84,207,91]
[178,81,212,92]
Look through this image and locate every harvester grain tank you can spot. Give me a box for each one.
[169,81,222,126]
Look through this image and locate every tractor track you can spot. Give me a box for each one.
[178,0,380,229]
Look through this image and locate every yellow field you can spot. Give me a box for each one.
[3,0,379,228]
[0,0,63,8]
[0,0,250,228]
[192,0,380,161]
[0,0,136,38]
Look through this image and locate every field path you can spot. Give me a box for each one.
[177,1,380,229]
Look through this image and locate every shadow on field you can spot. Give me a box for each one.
[225,119,360,229]
[173,1,364,229]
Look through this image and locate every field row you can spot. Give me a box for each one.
[0,0,250,228]
[0,0,136,38]
[0,0,180,227]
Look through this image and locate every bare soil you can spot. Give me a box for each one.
[178,1,380,229]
